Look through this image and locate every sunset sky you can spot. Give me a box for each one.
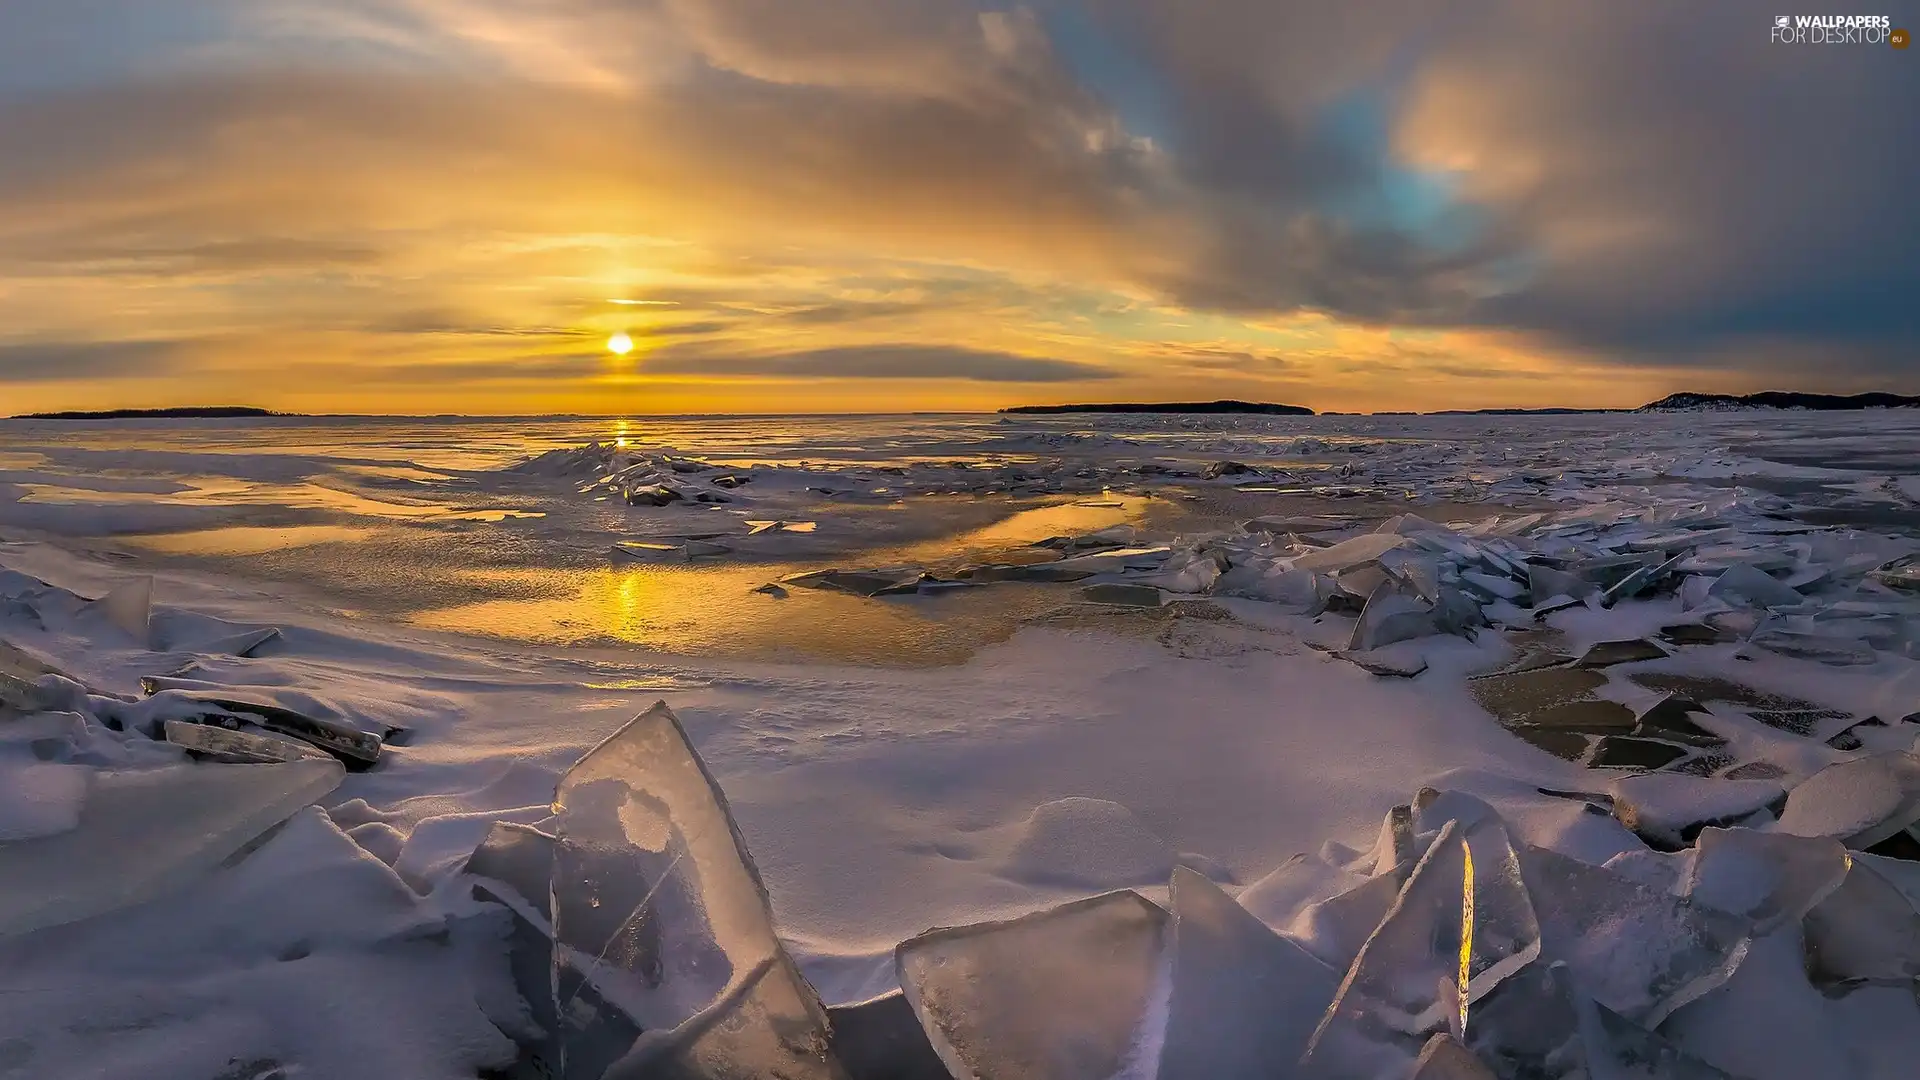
[1,2,1914,415]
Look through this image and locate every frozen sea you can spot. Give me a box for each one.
[5,409,1920,1078]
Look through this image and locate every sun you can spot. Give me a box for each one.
[607,331,634,356]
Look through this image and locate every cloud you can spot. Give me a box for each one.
[0,340,199,382]
[644,344,1117,382]
[0,0,1913,413]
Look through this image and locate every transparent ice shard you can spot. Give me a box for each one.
[1349,583,1436,651]
[1410,1033,1497,1080]
[824,991,952,1080]
[1518,845,1750,1027]
[1466,960,1735,1080]
[1292,534,1409,574]
[1774,751,1920,848]
[550,701,842,1080]
[1802,855,1920,990]
[1526,564,1592,605]
[1708,564,1803,610]
[89,575,153,644]
[1681,827,1848,935]
[1157,867,1338,1080]
[0,758,343,937]
[896,890,1169,1080]
[1302,817,1539,1077]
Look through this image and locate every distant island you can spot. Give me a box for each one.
[13,406,287,420]
[1637,391,1920,413]
[1001,400,1315,416]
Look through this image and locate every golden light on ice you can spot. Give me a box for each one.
[607,331,634,355]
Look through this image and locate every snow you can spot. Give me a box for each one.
[3,410,1920,1077]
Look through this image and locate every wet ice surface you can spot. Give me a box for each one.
[6,410,1920,1077]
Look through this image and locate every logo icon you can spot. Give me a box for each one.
[1894,27,1911,47]
[1775,15,1793,27]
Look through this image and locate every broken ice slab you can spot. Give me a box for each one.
[1802,854,1920,990]
[163,719,334,765]
[0,758,343,937]
[1464,960,1737,1080]
[825,992,953,1080]
[1526,563,1592,605]
[1682,828,1849,935]
[1774,751,1920,849]
[1080,582,1164,607]
[86,576,153,645]
[1608,773,1784,850]
[1748,629,1877,666]
[1573,638,1669,668]
[1290,533,1409,574]
[779,568,920,597]
[138,679,385,765]
[1348,583,1436,651]
[550,701,842,1080]
[961,563,1096,584]
[0,638,76,713]
[1708,564,1805,609]
[1157,867,1338,1080]
[1330,647,1429,678]
[1408,1034,1496,1080]
[1658,622,1735,647]
[1600,553,1687,607]
[1303,817,1539,1076]
[1631,695,1726,747]
[1587,735,1689,770]
[1518,844,1751,1027]
[897,889,1168,1080]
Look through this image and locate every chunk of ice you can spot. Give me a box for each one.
[1291,534,1409,574]
[0,758,344,937]
[1466,960,1736,1080]
[897,890,1169,1080]
[89,575,153,644]
[1774,751,1920,849]
[1303,817,1539,1075]
[1410,1033,1496,1079]
[1802,856,1920,989]
[823,991,951,1080]
[1608,774,1784,849]
[550,701,841,1080]
[1682,828,1848,935]
[1157,867,1338,1080]
[1349,583,1437,651]
[163,719,334,764]
[1708,564,1804,610]
[1518,845,1750,1027]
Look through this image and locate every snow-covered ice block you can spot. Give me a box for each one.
[138,677,387,764]
[1774,751,1920,849]
[1682,827,1849,935]
[0,758,344,936]
[0,638,75,712]
[1303,817,1538,1077]
[897,890,1168,1080]
[164,718,334,764]
[1609,774,1784,849]
[1157,867,1337,1080]
[549,701,841,1080]
[1518,845,1751,1027]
